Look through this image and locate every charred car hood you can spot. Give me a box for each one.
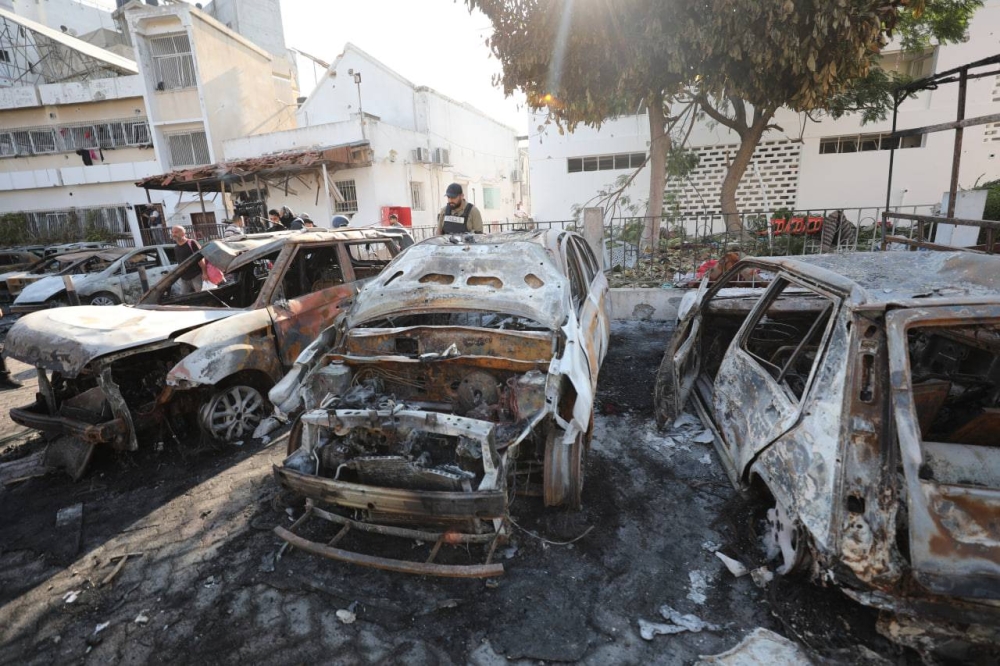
[13,274,87,304]
[4,305,238,376]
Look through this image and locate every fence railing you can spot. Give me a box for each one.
[604,204,937,287]
[0,205,136,248]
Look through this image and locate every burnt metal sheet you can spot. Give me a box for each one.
[347,232,570,331]
[4,306,236,376]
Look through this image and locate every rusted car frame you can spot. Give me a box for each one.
[656,251,1000,637]
[4,229,401,479]
[269,230,609,576]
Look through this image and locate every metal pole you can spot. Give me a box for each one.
[321,163,331,227]
[197,181,207,233]
[883,93,900,248]
[947,68,968,220]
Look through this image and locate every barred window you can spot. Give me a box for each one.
[333,179,358,213]
[150,34,196,90]
[410,181,424,211]
[167,130,210,168]
[0,120,151,158]
[568,152,645,173]
[483,186,500,210]
[819,132,923,154]
[29,129,57,154]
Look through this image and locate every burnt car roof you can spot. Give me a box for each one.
[347,230,570,330]
[201,228,400,273]
[756,251,1000,306]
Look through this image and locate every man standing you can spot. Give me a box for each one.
[171,225,208,294]
[223,215,245,237]
[437,183,483,235]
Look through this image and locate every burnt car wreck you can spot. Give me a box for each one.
[269,230,609,576]
[655,251,1000,643]
[3,229,400,479]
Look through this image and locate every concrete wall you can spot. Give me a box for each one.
[3,0,118,36]
[0,76,143,110]
[529,0,1000,221]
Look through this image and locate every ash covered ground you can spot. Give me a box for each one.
[0,321,917,664]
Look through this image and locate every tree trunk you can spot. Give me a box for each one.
[719,107,773,234]
[643,94,670,251]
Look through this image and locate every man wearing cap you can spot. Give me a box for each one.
[437,183,483,235]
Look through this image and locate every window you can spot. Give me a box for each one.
[167,130,210,167]
[881,48,935,80]
[740,279,835,402]
[346,240,395,279]
[567,152,647,173]
[819,132,922,155]
[0,50,10,63]
[410,181,424,211]
[483,186,500,210]
[333,179,358,213]
[150,33,196,90]
[28,129,57,154]
[275,245,344,302]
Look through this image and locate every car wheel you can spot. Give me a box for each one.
[765,498,809,575]
[653,350,678,428]
[543,425,586,510]
[200,384,269,443]
[89,291,120,306]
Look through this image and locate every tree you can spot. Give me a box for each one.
[469,0,692,248]
[687,0,981,231]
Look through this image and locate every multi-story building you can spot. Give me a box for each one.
[0,0,299,244]
[0,7,155,243]
[222,43,522,229]
[529,0,1000,224]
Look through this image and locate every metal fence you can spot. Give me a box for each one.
[0,204,136,248]
[605,204,937,287]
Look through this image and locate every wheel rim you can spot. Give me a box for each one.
[91,295,116,306]
[766,500,806,575]
[202,385,266,441]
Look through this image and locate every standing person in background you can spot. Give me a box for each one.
[302,215,316,229]
[437,183,483,235]
[171,225,208,294]
[223,215,245,237]
[268,209,287,231]
[280,206,300,229]
[331,215,350,228]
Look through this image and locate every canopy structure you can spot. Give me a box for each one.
[0,8,137,86]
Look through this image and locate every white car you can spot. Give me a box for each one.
[10,245,176,313]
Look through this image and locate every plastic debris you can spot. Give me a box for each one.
[750,567,774,588]
[233,440,244,447]
[94,622,110,634]
[639,605,720,640]
[673,413,700,429]
[687,570,711,604]
[695,627,810,665]
[699,453,713,465]
[693,430,715,444]
[134,611,149,625]
[715,552,749,578]
[336,601,358,624]
[63,590,80,604]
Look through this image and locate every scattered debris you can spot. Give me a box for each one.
[94,621,109,634]
[62,590,80,604]
[233,440,244,447]
[695,627,811,665]
[53,502,84,561]
[0,450,50,486]
[639,604,720,640]
[701,540,721,553]
[336,602,358,625]
[692,430,715,444]
[100,552,142,587]
[715,552,748,578]
[699,453,713,465]
[134,611,149,625]
[749,567,774,588]
[687,569,711,604]
[252,416,282,439]
[484,579,500,589]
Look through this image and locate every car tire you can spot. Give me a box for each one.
[653,350,678,428]
[199,380,272,443]
[543,423,588,511]
[89,291,120,306]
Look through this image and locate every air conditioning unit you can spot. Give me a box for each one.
[511,170,523,182]
[433,148,450,165]
[413,147,431,162]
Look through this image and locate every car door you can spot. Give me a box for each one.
[886,305,1000,600]
[146,246,177,287]
[267,242,361,367]
[116,249,162,303]
[567,236,606,385]
[712,276,839,474]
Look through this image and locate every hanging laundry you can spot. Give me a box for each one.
[76,149,92,166]
[90,149,99,162]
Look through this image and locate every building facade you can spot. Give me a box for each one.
[529,0,1000,224]
[0,0,298,245]
[277,43,522,228]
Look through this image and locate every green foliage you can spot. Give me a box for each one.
[666,148,699,179]
[896,0,982,51]
[980,179,1000,221]
[0,213,30,247]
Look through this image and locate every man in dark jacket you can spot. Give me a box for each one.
[437,183,483,235]
[268,209,287,231]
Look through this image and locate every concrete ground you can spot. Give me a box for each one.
[0,322,916,665]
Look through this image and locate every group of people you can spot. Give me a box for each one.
[266,206,319,232]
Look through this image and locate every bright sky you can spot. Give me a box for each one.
[279,0,529,134]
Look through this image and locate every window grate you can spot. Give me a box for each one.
[167,130,210,168]
[150,33,196,90]
[0,119,152,158]
[334,179,359,213]
[568,152,646,173]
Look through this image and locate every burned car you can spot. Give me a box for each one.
[269,230,609,576]
[655,251,1000,637]
[10,245,177,312]
[4,229,400,479]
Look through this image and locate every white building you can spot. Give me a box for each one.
[530,0,1000,224]
[0,8,156,244]
[0,0,299,245]
[224,43,522,229]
